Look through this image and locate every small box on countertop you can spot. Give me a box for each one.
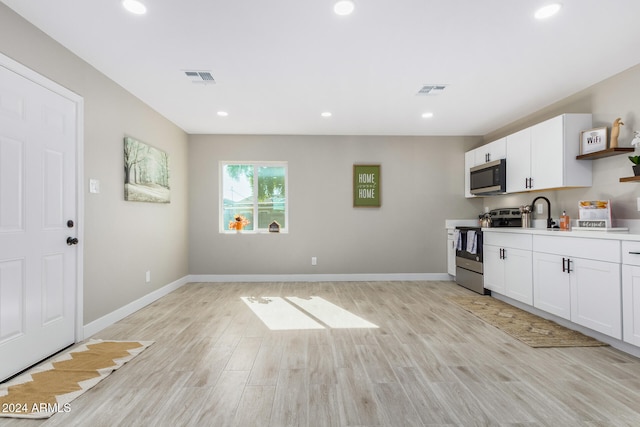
[578,200,612,224]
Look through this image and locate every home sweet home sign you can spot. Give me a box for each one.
[353,164,381,207]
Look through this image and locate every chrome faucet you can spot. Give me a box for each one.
[531,196,554,228]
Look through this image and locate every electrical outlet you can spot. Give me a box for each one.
[311,257,317,266]
[537,203,544,214]
[145,270,151,283]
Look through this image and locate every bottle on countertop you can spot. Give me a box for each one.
[560,210,570,230]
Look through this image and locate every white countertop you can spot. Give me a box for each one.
[445,219,478,229]
[482,226,640,241]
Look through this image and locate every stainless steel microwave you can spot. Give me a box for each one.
[470,159,506,195]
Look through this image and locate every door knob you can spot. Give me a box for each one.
[66,237,79,246]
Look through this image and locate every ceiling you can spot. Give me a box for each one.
[3,0,640,136]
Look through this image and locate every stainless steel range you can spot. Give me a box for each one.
[487,207,523,227]
[455,226,487,295]
[455,207,523,294]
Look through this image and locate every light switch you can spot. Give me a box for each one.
[637,197,640,211]
[89,179,100,194]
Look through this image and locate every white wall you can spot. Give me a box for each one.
[0,4,190,324]
[188,135,483,275]
[6,1,638,326]
[482,63,640,222]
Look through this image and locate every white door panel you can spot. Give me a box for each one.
[0,63,78,382]
[0,137,24,232]
[0,258,25,342]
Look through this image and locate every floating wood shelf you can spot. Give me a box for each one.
[620,176,640,182]
[576,147,634,160]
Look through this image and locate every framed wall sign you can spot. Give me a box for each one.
[580,127,608,155]
[353,164,381,207]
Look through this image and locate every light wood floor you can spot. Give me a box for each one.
[5,281,640,426]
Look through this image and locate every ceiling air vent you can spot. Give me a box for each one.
[184,70,216,85]
[416,84,447,96]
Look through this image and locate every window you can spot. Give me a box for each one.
[220,162,288,233]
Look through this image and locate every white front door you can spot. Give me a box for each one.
[0,62,79,382]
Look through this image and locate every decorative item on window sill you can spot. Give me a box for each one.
[229,214,250,232]
[268,220,281,233]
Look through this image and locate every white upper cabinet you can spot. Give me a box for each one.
[474,137,506,165]
[464,138,506,198]
[506,128,531,193]
[464,150,475,198]
[505,113,593,193]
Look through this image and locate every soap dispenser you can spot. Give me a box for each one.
[560,210,570,230]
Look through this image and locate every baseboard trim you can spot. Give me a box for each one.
[188,273,451,283]
[82,275,190,339]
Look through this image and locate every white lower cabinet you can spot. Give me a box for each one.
[483,232,532,304]
[533,235,621,339]
[570,258,621,339]
[532,251,571,320]
[623,265,640,346]
[622,242,640,346]
[447,229,456,276]
[483,245,505,294]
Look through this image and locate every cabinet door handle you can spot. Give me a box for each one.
[562,257,572,273]
[629,252,640,255]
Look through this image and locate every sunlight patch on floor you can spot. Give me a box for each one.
[241,297,325,330]
[241,296,378,330]
[286,296,378,329]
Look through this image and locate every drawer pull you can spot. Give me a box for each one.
[629,252,640,255]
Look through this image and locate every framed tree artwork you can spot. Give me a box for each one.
[124,136,170,203]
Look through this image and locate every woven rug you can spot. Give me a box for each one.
[0,339,153,419]
[450,296,607,348]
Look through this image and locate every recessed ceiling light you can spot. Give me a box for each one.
[321,112,332,118]
[122,0,147,15]
[535,3,561,19]
[422,112,434,119]
[217,111,228,117]
[334,1,355,16]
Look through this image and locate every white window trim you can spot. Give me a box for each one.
[219,161,289,234]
